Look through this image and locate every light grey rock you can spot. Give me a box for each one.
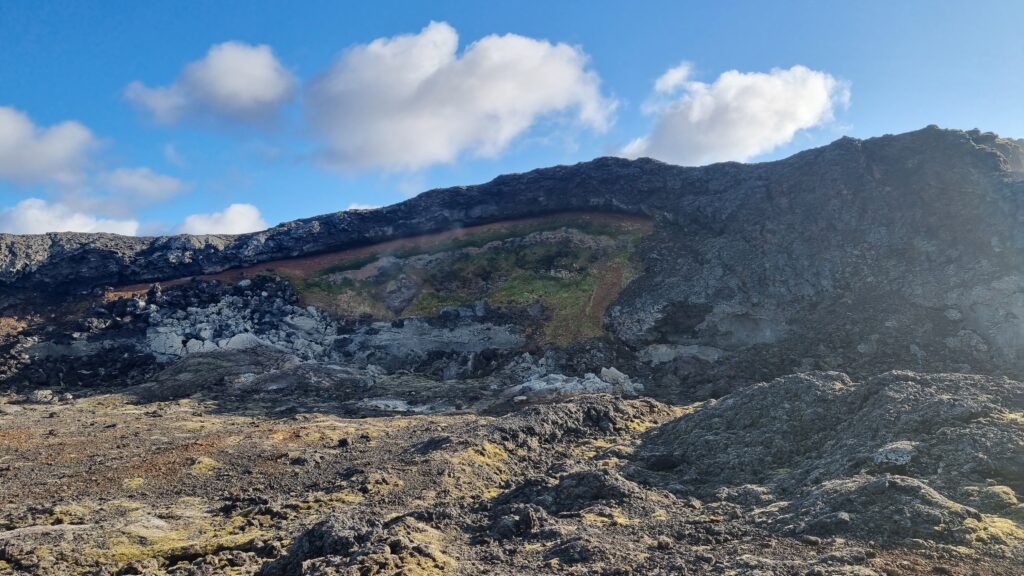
[871,441,917,468]
[382,275,422,314]
[782,475,981,544]
[504,371,643,402]
[338,319,523,369]
[284,315,320,334]
[27,389,56,404]
[598,367,630,386]
[635,370,1024,551]
[147,331,185,357]
[222,333,266,351]
[638,344,723,365]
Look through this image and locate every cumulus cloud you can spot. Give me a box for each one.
[0,106,98,184]
[98,167,189,203]
[623,64,849,165]
[0,198,139,235]
[126,42,295,123]
[176,203,268,235]
[306,21,616,170]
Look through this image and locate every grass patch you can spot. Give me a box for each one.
[189,456,220,475]
[493,272,599,345]
[295,275,357,296]
[404,289,477,316]
[581,507,634,526]
[447,441,512,499]
[999,411,1024,425]
[387,216,635,260]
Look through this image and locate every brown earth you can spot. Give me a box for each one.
[1,384,1020,575]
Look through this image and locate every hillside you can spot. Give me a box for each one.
[1,126,1023,575]
[4,125,1024,398]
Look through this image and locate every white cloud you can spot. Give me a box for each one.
[306,21,616,170]
[43,166,188,221]
[126,41,295,123]
[0,198,138,235]
[346,203,380,210]
[0,106,98,184]
[176,203,268,235]
[623,64,849,165]
[99,167,189,203]
[123,83,188,124]
[653,62,693,94]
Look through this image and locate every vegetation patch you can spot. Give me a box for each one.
[290,215,649,346]
[966,515,1024,547]
[189,456,221,475]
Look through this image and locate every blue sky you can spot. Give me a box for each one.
[1,1,1022,235]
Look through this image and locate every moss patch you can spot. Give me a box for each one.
[291,216,648,346]
[966,515,1024,546]
[189,456,221,475]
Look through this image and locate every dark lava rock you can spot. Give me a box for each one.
[4,127,1024,398]
[634,370,1024,547]
[258,515,450,576]
[638,371,1024,497]
[488,503,550,540]
[500,469,647,515]
[258,516,382,576]
[783,474,982,543]
[493,395,677,448]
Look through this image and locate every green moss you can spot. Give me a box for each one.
[405,290,477,316]
[290,215,648,344]
[315,217,635,278]
[492,272,586,305]
[965,515,1024,546]
[313,254,381,277]
[297,275,357,295]
[189,456,220,475]
[387,216,633,260]
[493,272,600,345]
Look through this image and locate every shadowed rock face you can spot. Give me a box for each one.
[3,126,1024,396]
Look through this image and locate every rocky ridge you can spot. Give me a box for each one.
[3,126,1024,398]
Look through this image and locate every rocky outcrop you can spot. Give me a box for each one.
[633,371,1024,548]
[1,126,1018,297]
[4,126,1024,397]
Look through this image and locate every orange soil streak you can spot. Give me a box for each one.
[587,259,631,330]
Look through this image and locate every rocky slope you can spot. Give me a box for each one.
[2,372,1021,575]
[4,126,1024,398]
[1,126,1024,575]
